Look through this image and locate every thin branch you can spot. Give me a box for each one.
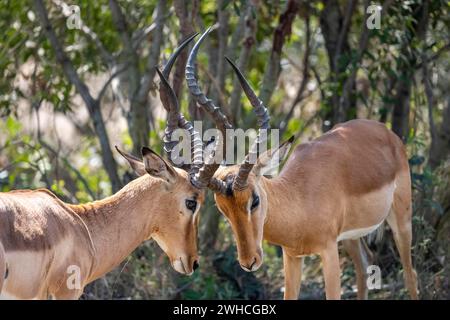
[109,0,140,95]
[132,23,157,50]
[34,0,121,192]
[197,63,229,113]
[97,64,130,103]
[422,61,437,144]
[39,140,96,200]
[173,0,199,99]
[310,65,325,100]
[416,41,450,69]
[229,1,257,124]
[109,0,134,53]
[280,16,311,135]
[339,0,373,119]
[34,0,96,108]
[260,0,300,105]
[216,0,230,94]
[137,0,166,105]
[110,64,129,113]
[334,0,357,69]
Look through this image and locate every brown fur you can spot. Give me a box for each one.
[0,168,204,299]
[214,119,418,299]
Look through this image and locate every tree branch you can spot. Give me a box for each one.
[260,0,300,105]
[334,0,357,69]
[280,15,311,135]
[34,0,96,108]
[34,0,121,192]
[422,59,437,142]
[173,0,199,99]
[137,0,166,105]
[53,0,115,66]
[229,1,257,124]
[97,64,130,103]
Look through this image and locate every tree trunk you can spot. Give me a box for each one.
[319,0,356,131]
[390,1,429,141]
[35,0,122,193]
[259,0,300,105]
[229,1,257,125]
[391,77,412,141]
[430,97,450,168]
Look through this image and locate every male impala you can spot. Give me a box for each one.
[183,28,418,300]
[0,35,212,299]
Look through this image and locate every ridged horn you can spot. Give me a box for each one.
[225,57,271,191]
[185,27,231,192]
[158,33,202,176]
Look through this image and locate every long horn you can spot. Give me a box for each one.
[185,27,231,192]
[225,57,271,191]
[162,33,198,79]
[158,33,202,176]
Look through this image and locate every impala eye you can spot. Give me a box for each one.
[185,199,197,213]
[250,193,260,211]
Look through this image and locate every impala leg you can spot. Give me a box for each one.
[386,209,418,299]
[282,248,303,300]
[343,239,370,299]
[386,170,418,300]
[320,243,341,300]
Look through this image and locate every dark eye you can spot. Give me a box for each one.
[250,194,260,211]
[185,199,197,213]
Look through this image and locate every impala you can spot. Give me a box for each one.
[183,28,418,300]
[0,34,214,299]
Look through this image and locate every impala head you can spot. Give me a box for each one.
[184,28,293,272]
[114,34,212,275]
[115,146,204,275]
[213,138,293,271]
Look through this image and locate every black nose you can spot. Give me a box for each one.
[193,260,199,271]
[241,257,257,271]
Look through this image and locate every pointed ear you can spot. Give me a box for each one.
[115,146,147,176]
[141,147,177,183]
[253,136,294,177]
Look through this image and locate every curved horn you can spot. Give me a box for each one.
[185,27,231,192]
[162,33,198,78]
[158,33,202,176]
[186,27,233,139]
[225,57,271,191]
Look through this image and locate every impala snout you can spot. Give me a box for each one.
[172,255,200,275]
[239,254,262,272]
[236,238,264,272]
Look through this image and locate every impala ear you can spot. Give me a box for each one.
[253,136,294,177]
[141,147,177,184]
[115,146,147,176]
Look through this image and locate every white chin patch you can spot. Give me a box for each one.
[172,260,185,274]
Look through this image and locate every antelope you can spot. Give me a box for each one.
[0,34,215,299]
[183,28,418,300]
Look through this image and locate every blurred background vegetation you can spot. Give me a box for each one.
[0,0,449,299]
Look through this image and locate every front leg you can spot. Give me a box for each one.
[320,243,341,300]
[282,248,303,300]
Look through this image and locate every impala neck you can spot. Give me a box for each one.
[261,175,306,247]
[70,175,160,281]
